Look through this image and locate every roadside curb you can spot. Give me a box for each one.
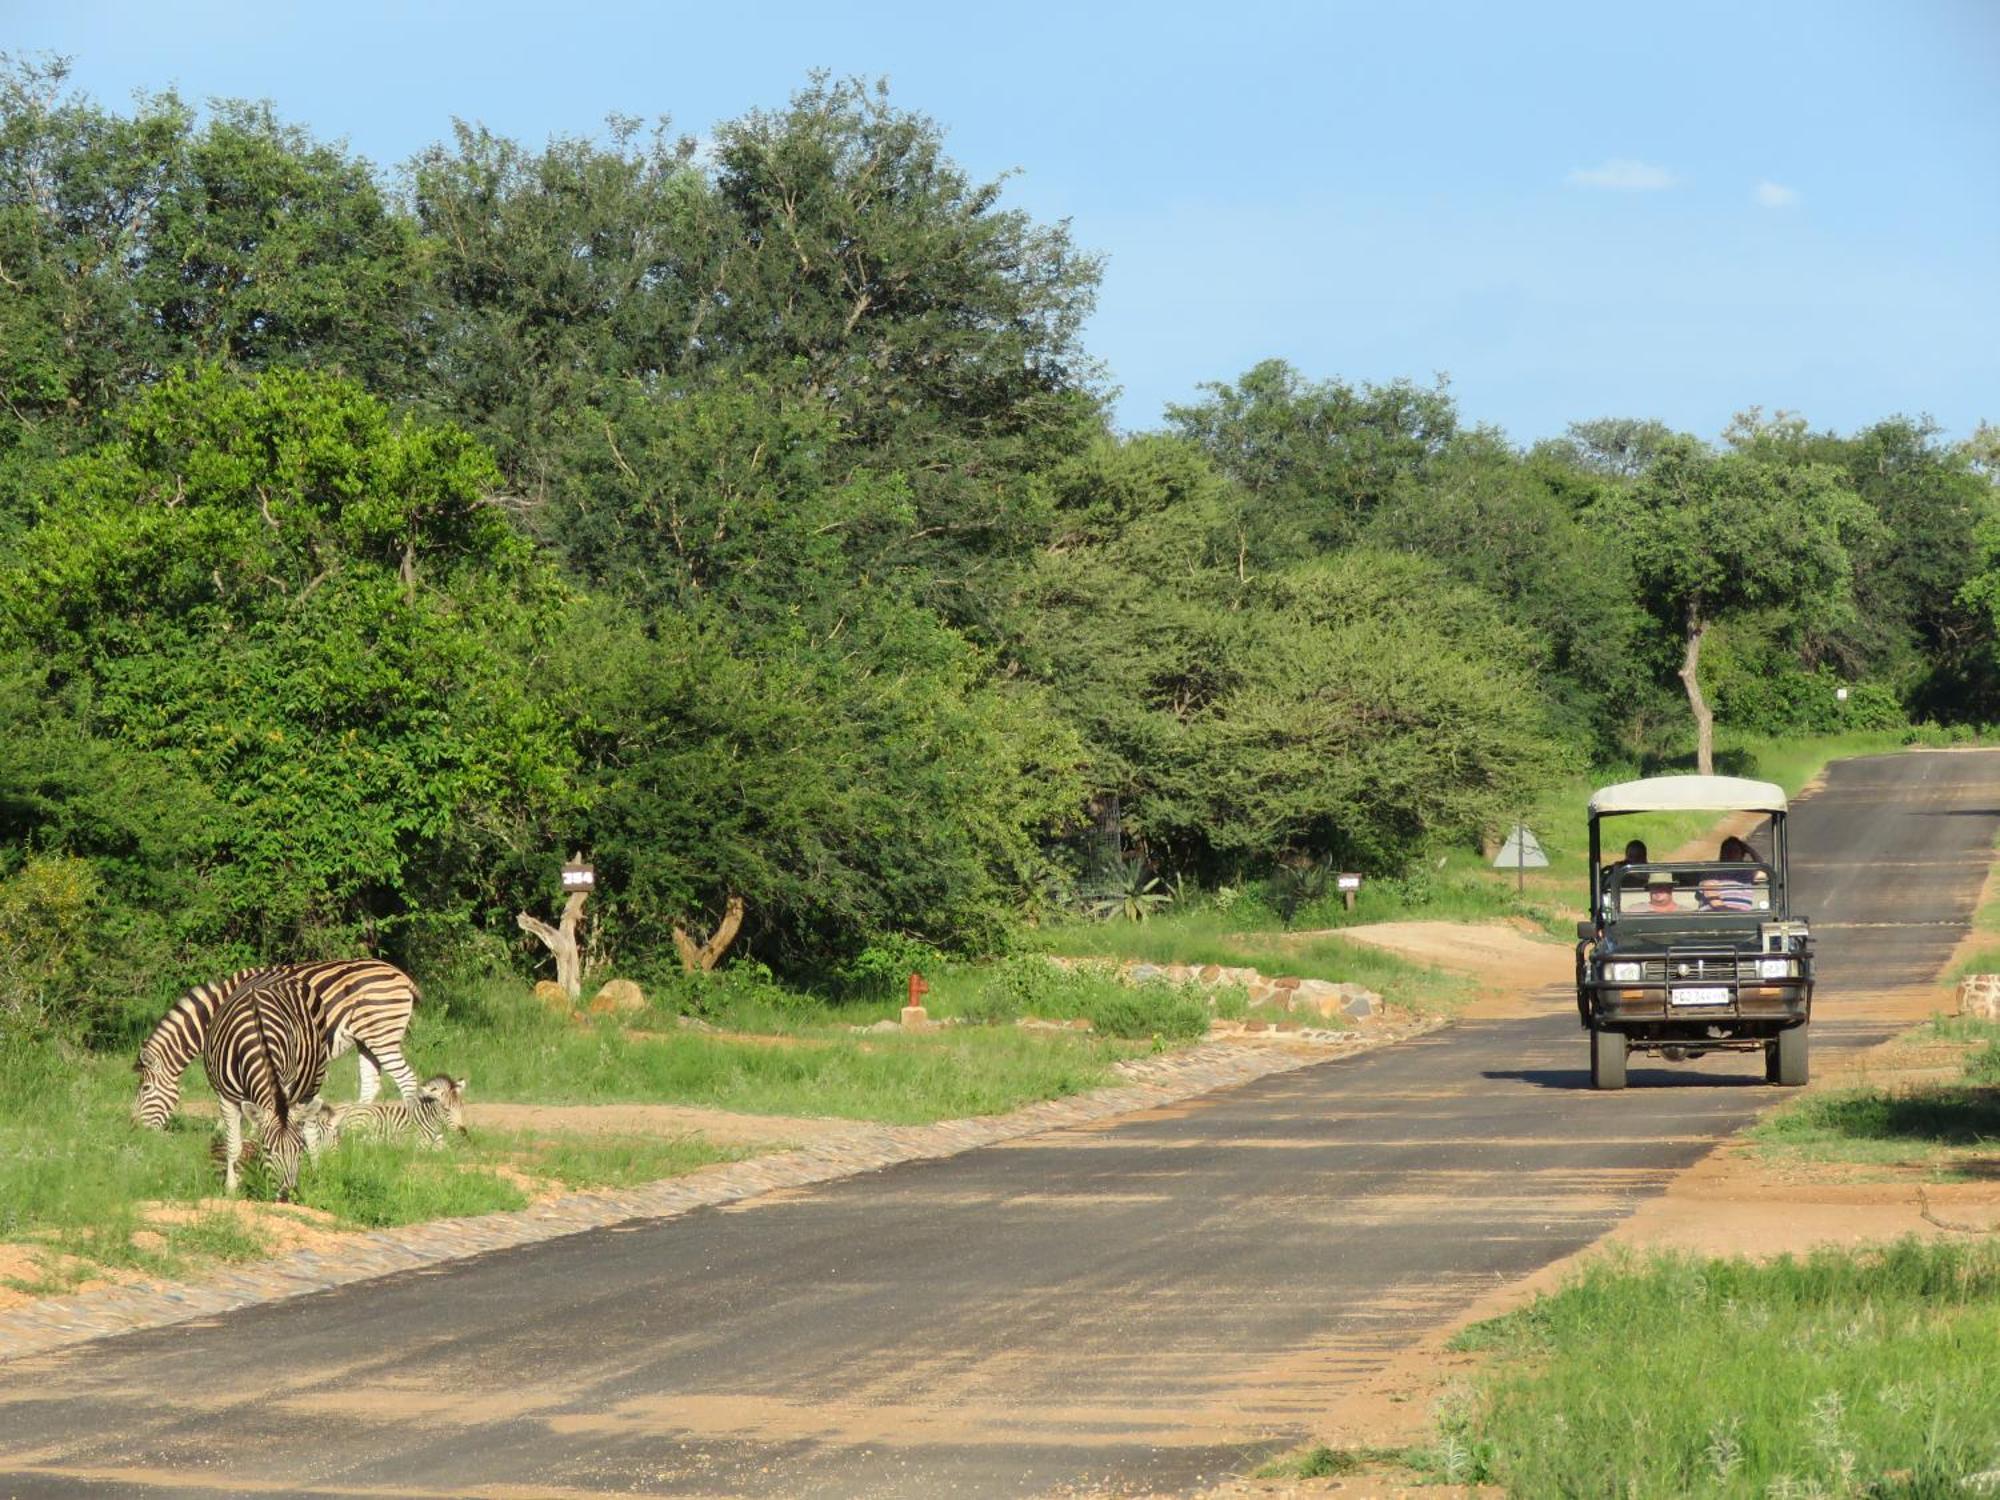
[0,1023,1433,1365]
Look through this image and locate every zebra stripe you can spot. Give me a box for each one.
[305,1074,468,1153]
[201,971,332,1200]
[133,959,420,1130]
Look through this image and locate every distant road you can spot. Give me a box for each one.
[2,750,1995,1499]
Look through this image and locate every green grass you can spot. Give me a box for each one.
[409,977,1155,1123]
[1428,1240,2000,1497]
[291,1140,529,1227]
[1252,1443,1401,1479]
[1749,1018,2000,1179]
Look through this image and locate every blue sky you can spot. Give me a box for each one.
[6,0,1995,445]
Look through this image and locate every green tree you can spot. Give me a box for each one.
[1602,437,1877,773]
[1367,429,1653,755]
[2,366,574,961]
[0,56,423,474]
[1166,359,1457,560]
[552,598,1082,967]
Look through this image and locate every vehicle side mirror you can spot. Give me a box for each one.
[1576,920,1598,941]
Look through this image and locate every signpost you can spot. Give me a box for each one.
[1337,872,1362,912]
[1494,824,1548,894]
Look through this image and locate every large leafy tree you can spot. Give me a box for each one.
[1015,434,1564,878]
[412,78,1105,635]
[2,366,573,960]
[552,598,1082,966]
[1166,359,1457,560]
[1366,429,1653,755]
[0,56,423,475]
[1602,436,1877,772]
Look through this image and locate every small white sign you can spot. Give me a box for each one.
[1494,825,1548,869]
[561,863,596,891]
[1336,873,1362,892]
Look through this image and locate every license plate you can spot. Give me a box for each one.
[1671,986,1730,1006]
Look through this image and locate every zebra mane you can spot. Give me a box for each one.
[137,968,264,1073]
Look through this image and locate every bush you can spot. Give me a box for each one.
[836,935,948,1001]
[0,853,99,1043]
[1075,985,1210,1041]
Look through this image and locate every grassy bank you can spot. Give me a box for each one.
[1421,1240,2000,1497]
[1749,1015,2000,1178]
[0,960,1218,1293]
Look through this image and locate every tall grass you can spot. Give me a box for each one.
[1430,1241,2000,1497]
[411,980,1139,1122]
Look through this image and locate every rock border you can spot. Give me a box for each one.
[0,1023,1433,1366]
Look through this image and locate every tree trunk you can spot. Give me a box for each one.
[673,894,745,973]
[518,859,590,1000]
[1680,606,1715,776]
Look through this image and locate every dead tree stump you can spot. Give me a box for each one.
[518,852,591,1000]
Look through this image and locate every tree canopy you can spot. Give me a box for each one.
[0,57,1992,1014]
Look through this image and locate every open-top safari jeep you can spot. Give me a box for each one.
[1575,775,1814,1091]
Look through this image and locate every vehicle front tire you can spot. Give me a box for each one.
[1590,1027,1628,1091]
[1772,1023,1809,1086]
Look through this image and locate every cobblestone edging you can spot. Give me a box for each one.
[0,1022,1435,1365]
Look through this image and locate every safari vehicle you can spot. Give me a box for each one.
[1575,775,1814,1091]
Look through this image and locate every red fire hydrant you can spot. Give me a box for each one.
[902,971,930,1029]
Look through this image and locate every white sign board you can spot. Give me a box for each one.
[1336,873,1362,891]
[561,863,596,891]
[1494,826,1548,870]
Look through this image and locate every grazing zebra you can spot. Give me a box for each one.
[202,971,332,1200]
[301,1074,469,1154]
[133,959,420,1130]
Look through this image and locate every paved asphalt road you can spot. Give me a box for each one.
[3,751,1997,1499]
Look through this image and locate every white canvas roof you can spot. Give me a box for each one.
[1588,774,1787,816]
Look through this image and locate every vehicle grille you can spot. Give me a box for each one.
[1617,952,1753,983]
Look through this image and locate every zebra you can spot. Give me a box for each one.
[301,1074,469,1154]
[202,971,332,1200]
[133,959,420,1131]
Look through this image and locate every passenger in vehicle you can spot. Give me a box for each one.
[1645,874,1678,913]
[1699,836,1764,911]
[1602,838,1650,912]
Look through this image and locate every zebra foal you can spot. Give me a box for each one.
[201,972,332,1200]
[302,1074,469,1154]
[134,959,420,1130]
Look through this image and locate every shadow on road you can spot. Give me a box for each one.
[1482,1066,1768,1091]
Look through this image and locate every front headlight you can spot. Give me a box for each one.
[1758,958,1796,980]
[1606,961,1642,983]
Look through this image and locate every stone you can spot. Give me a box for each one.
[532,980,572,1015]
[1272,975,1301,992]
[1958,974,2000,1020]
[869,1018,901,1033]
[1338,985,1384,1020]
[1128,964,1166,985]
[586,978,646,1016]
[1286,979,1345,1018]
[676,1015,717,1032]
[901,1004,930,1030]
[1198,964,1222,982]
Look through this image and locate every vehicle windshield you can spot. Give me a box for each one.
[1602,862,1773,916]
